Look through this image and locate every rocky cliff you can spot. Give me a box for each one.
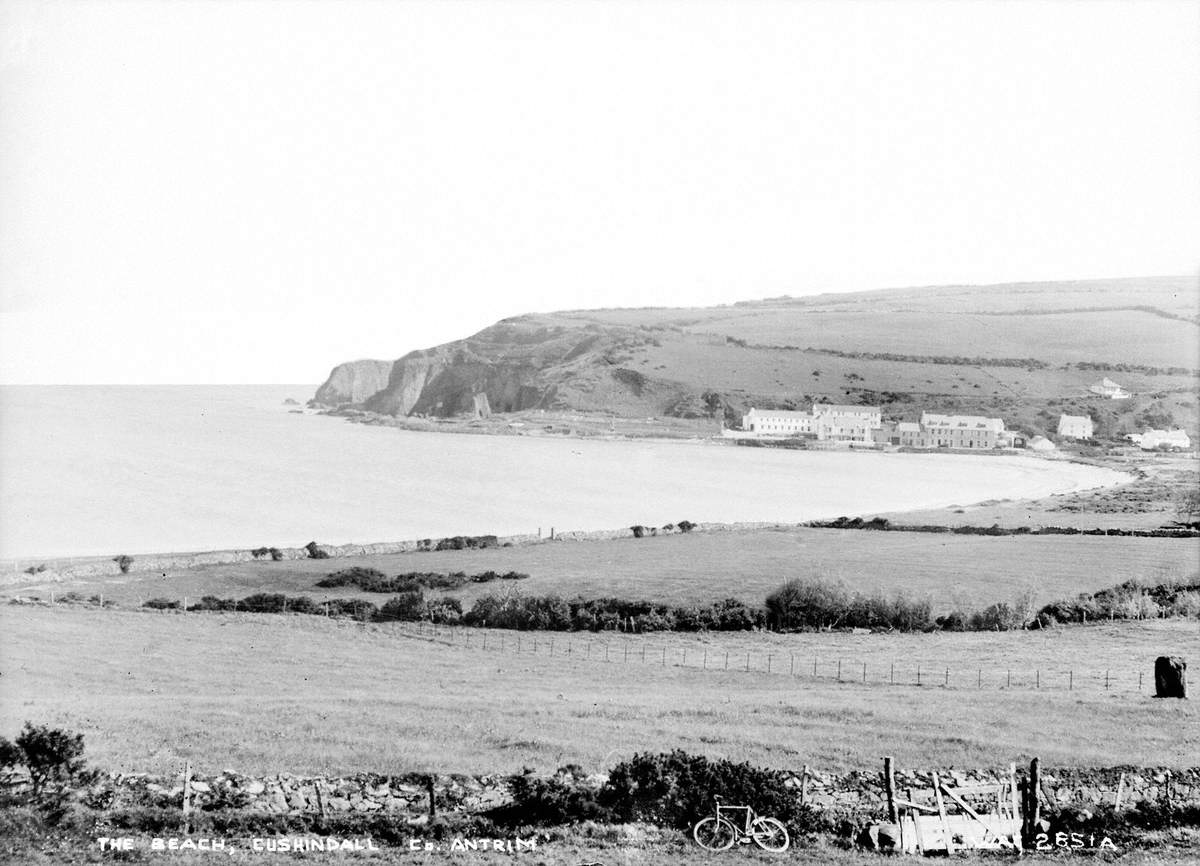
[312,359,396,407]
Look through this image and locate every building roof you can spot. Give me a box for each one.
[920,412,1005,431]
[745,408,811,419]
[813,403,881,414]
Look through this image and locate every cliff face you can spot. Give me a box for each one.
[312,360,396,406]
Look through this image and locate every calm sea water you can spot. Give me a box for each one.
[0,385,1125,560]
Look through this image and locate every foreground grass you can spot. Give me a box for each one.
[15,527,1198,617]
[2,607,1196,778]
[2,818,1198,865]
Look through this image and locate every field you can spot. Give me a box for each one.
[17,526,1199,617]
[3,606,1197,780]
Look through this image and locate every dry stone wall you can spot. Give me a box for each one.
[63,766,1200,822]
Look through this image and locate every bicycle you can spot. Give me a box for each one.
[692,799,791,852]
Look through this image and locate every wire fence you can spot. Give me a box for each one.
[14,592,1163,697]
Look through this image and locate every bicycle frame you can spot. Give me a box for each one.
[714,803,756,838]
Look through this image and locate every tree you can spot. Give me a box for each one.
[1175,487,1200,529]
[0,723,96,804]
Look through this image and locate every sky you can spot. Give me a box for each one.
[1,0,1198,385]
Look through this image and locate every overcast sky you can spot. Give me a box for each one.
[1,0,1198,384]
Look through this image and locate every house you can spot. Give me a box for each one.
[918,412,1006,449]
[1130,429,1192,451]
[812,403,882,442]
[1088,377,1131,399]
[740,408,815,437]
[1056,414,1094,440]
[741,403,881,442]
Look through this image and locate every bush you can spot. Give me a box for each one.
[317,567,388,588]
[676,520,696,533]
[495,767,612,826]
[630,525,646,539]
[0,723,96,805]
[377,590,425,622]
[143,598,179,610]
[600,751,815,833]
[112,555,133,574]
[303,541,330,560]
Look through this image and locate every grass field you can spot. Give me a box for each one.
[3,606,1196,779]
[18,527,1198,616]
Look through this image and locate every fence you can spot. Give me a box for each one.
[17,595,1171,696]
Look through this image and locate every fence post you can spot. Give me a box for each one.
[624,643,628,663]
[862,662,867,683]
[1105,670,1110,690]
[800,765,810,808]
[1036,669,1040,689]
[1007,669,1011,688]
[767,654,772,674]
[182,760,192,817]
[890,662,894,685]
[1069,670,1073,691]
[917,665,922,686]
[745,652,750,672]
[977,669,981,688]
[945,668,949,687]
[837,659,842,682]
[814,658,819,677]
[703,649,707,670]
[662,646,666,666]
[1022,757,1041,847]
[883,756,898,824]
[427,775,436,820]
[790,653,794,675]
[605,644,610,661]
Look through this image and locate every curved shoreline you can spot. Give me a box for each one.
[1,454,1135,585]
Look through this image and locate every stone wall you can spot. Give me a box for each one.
[32,765,1196,822]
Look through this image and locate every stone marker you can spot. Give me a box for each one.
[1154,656,1188,699]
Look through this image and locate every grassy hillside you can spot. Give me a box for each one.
[18,528,1198,616]
[314,276,1200,441]
[3,607,1195,776]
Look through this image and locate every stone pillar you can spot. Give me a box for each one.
[1154,657,1188,699]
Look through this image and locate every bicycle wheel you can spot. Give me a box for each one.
[693,816,738,851]
[750,817,790,852]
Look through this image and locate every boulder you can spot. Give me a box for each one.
[1154,656,1188,698]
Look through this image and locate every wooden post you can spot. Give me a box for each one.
[799,764,810,808]
[1009,763,1019,822]
[767,654,772,673]
[182,760,192,816]
[883,756,898,823]
[862,662,867,683]
[427,775,436,819]
[1114,773,1126,812]
[932,771,954,853]
[1022,757,1041,847]
[837,659,842,681]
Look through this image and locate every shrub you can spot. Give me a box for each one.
[325,598,377,620]
[317,567,388,589]
[112,555,133,574]
[494,768,612,826]
[303,541,330,559]
[600,751,815,833]
[143,598,179,610]
[677,520,696,532]
[630,525,646,539]
[0,723,96,804]
[377,590,425,622]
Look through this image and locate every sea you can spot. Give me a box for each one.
[0,385,1127,561]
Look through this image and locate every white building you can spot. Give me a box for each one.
[1057,414,1095,440]
[1129,429,1192,451]
[1088,378,1131,399]
[740,408,815,436]
[812,403,882,442]
[918,412,1006,449]
[741,403,881,442]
